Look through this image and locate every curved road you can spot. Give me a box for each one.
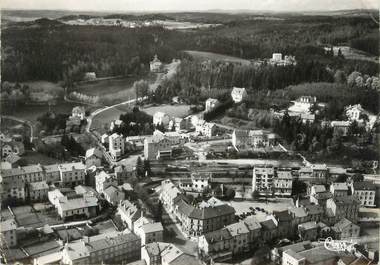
[86,60,180,133]
[1,115,35,142]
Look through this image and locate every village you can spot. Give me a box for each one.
[1,51,379,265]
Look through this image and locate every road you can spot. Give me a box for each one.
[86,60,181,133]
[1,115,35,142]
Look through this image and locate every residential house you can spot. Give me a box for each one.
[231,87,247,103]
[271,241,312,265]
[103,185,125,206]
[2,153,21,168]
[160,179,181,213]
[330,183,349,197]
[300,113,315,124]
[331,121,350,136]
[85,147,103,168]
[326,196,360,223]
[0,167,26,201]
[114,164,136,183]
[58,162,86,187]
[260,219,278,242]
[109,133,125,160]
[298,221,318,241]
[117,200,141,230]
[61,231,141,265]
[345,104,377,130]
[288,207,309,229]
[141,242,170,265]
[198,228,233,262]
[150,55,163,73]
[144,136,172,160]
[304,204,324,222]
[288,96,316,114]
[29,181,49,201]
[332,218,360,239]
[140,222,164,246]
[205,98,220,112]
[232,130,279,150]
[84,72,96,81]
[44,164,60,185]
[178,173,210,193]
[143,242,201,265]
[95,171,117,194]
[153,112,170,127]
[350,181,376,207]
[282,246,337,265]
[56,193,98,221]
[309,184,326,196]
[195,120,217,137]
[310,191,333,208]
[174,117,192,132]
[226,221,250,255]
[109,119,123,132]
[71,106,85,120]
[311,164,329,183]
[173,196,235,236]
[0,219,18,248]
[1,140,25,158]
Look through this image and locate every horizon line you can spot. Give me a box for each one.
[2,7,378,14]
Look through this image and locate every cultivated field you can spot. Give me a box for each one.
[333,46,378,63]
[184,50,252,65]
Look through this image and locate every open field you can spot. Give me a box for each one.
[184,50,251,65]
[142,104,191,118]
[333,46,378,63]
[90,104,132,133]
[2,101,83,124]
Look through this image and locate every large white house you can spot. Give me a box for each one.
[150,55,163,72]
[231,87,247,103]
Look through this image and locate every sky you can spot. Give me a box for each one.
[1,0,379,12]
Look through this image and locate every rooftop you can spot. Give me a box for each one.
[298,221,318,230]
[29,181,49,191]
[1,218,17,232]
[142,222,164,234]
[58,162,86,172]
[353,181,376,191]
[331,182,349,191]
[59,195,98,211]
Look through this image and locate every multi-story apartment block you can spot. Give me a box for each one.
[160,179,181,213]
[252,165,275,195]
[274,168,293,196]
[326,196,360,223]
[29,181,49,201]
[174,196,235,236]
[109,133,125,160]
[350,181,376,207]
[0,219,18,248]
[44,164,60,185]
[330,182,349,197]
[58,162,86,187]
[62,231,141,265]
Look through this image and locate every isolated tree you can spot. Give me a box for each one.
[334,70,346,84]
[136,156,144,178]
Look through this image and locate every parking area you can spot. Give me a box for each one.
[229,198,294,222]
